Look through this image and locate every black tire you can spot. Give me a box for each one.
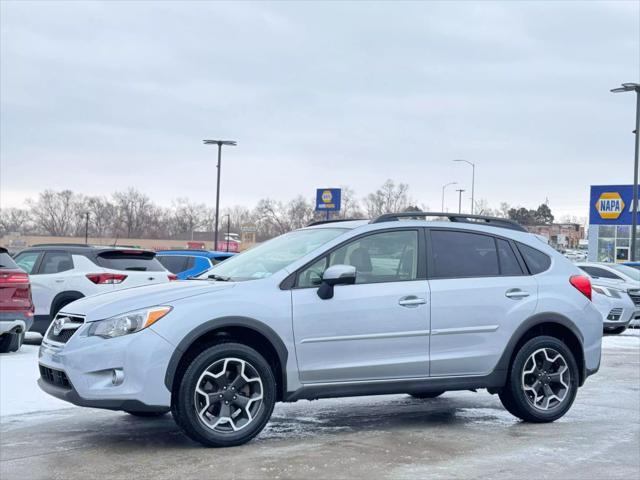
[605,326,627,335]
[0,334,13,353]
[125,410,169,418]
[409,391,445,399]
[0,332,23,353]
[499,335,579,423]
[172,342,276,447]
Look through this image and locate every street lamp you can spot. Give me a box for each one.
[456,189,466,214]
[610,83,640,261]
[441,182,457,212]
[203,139,237,250]
[224,214,231,253]
[454,159,475,214]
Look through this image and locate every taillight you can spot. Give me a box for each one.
[168,274,178,281]
[570,275,591,301]
[0,272,29,283]
[86,273,127,284]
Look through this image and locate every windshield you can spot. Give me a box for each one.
[200,228,348,281]
[609,264,640,282]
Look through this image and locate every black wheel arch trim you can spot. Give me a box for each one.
[50,291,85,317]
[494,312,587,384]
[164,316,289,398]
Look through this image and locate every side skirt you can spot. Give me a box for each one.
[285,369,507,402]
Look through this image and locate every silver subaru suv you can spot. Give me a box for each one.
[38,213,602,447]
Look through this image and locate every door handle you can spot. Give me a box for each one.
[398,296,426,307]
[505,288,530,299]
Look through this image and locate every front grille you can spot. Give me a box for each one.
[46,315,84,344]
[39,365,72,389]
[607,308,623,321]
[628,290,640,307]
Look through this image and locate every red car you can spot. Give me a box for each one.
[0,247,34,353]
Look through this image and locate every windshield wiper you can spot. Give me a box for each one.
[207,274,231,282]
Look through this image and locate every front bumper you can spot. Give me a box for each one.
[38,326,176,411]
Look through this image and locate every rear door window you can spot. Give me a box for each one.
[516,243,551,274]
[96,251,165,272]
[157,255,189,274]
[39,252,74,274]
[14,251,41,274]
[430,230,499,278]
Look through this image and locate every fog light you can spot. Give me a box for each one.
[112,369,124,386]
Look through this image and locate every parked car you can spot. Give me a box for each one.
[156,250,235,280]
[0,247,34,353]
[37,213,602,447]
[623,261,640,271]
[590,284,634,334]
[576,262,640,328]
[13,245,176,335]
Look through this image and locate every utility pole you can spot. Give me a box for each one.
[456,189,466,214]
[84,212,89,244]
[610,83,640,261]
[203,139,237,250]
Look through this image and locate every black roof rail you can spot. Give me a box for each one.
[31,243,93,248]
[307,218,366,227]
[370,212,526,232]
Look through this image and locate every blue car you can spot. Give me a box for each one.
[623,261,640,271]
[156,250,235,279]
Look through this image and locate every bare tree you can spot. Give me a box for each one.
[171,198,207,239]
[0,208,33,236]
[27,190,79,236]
[336,186,364,219]
[363,179,410,218]
[112,188,153,238]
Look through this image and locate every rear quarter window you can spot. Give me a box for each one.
[0,252,18,269]
[516,242,551,274]
[96,251,165,272]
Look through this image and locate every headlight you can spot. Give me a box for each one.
[87,306,172,339]
[592,286,622,298]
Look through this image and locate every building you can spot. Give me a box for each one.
[588,184,640,263]
[524,223,584,249]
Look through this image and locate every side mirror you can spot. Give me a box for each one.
[317,264,356,300]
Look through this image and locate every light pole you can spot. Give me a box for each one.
[610,83,640,261]
[203,139,237,250]
[456,189,466,214]
[224,214,231,253]
[441,182,457,212]
[454,159,475,214]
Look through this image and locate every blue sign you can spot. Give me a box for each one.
[315,188,341,212]
[589,185,639,225]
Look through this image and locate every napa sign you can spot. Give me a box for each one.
[589,185,639,225]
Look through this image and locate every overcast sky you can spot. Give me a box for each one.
[1,0,639,219]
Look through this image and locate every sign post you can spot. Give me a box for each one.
[315,188,341,221]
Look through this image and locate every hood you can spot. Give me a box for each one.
[59,280,235,321]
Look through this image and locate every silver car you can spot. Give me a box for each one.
[38,213,603,447]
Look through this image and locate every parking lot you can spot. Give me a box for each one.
[1,331,638,480]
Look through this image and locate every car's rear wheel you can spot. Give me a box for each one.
[499,336,578,423]
[409,391,445,399]
[172,342,276,447]
[0,332,23,353]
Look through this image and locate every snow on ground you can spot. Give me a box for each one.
[1,329,638,420]
[0,344,77,418]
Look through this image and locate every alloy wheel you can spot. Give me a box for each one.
[521,347,570,411]
[194,357,264,433]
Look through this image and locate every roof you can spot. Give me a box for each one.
[155,250,236,258]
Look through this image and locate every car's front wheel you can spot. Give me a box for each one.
[172,342,276,447]
[499,336,579,423]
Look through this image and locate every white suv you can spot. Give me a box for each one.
[14,245,175,335]
[38,213,602,447]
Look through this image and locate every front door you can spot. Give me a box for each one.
[291,229,430,383]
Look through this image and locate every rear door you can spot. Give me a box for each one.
[95,250,170,288]
[427,229,538,377]
[30,251,74,316]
